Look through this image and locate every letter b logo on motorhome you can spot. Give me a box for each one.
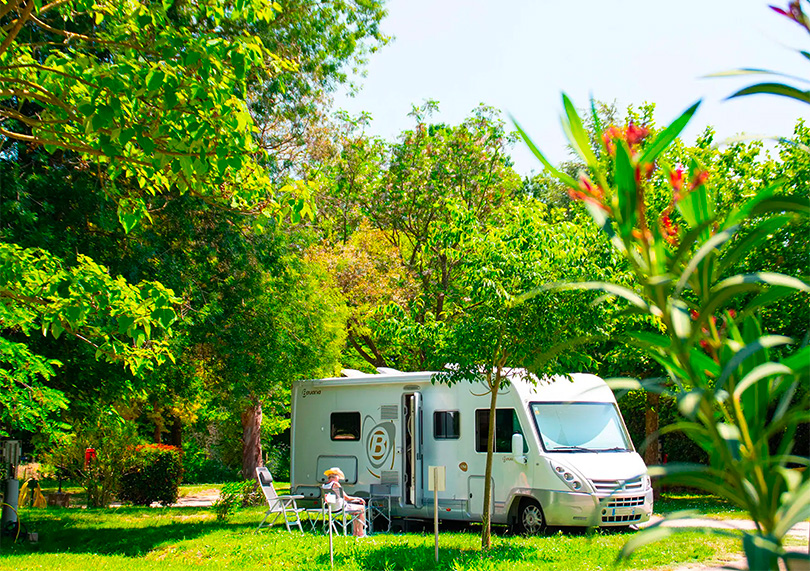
[365,419,395,472]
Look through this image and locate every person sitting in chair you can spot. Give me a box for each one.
[323,467,366,537]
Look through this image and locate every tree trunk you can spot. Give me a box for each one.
[481,372,500,550]
[241,399,263,481]
[644,391,661,501]
[170,416,182,448]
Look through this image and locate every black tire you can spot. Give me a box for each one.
[518,499,545,534]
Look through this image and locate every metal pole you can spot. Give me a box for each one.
[434,467,439,563]
[328,502,334,569]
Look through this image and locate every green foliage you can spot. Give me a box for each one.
[1,0,296,224]
[56,411,141,508]
[182,437,240,485]
[617,390,708,465]
[517,92,810,570]
[119,444,184,506]
[0,241,179,436]
[310,104,522,369]
[212,480,261,521]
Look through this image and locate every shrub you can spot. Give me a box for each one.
[212,480,260,521]
[119,444,183,506]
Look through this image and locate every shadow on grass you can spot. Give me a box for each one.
[5,507,254,557]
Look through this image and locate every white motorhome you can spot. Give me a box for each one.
[290,368,653,532]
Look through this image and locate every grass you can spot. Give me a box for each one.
[654,491,749,520]
[4,485,782,570]
[0,502,746,571]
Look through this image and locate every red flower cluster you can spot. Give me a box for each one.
[601,123,650,156]
[670,165,710,202]
[690,309,737,355]
[661,207,679,246]
[568,174,609,212]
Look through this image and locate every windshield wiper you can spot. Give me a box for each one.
[593,447,630,452]
[549,446,590,452]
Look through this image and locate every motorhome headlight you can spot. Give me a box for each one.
[550,461,586,493]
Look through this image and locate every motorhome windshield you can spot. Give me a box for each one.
[530,402,632,452]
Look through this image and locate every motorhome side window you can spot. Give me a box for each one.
[330,412,361,441]
[475,409,528,453]
[433,411,460,439]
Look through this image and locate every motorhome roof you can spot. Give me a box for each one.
[297,370,616,403]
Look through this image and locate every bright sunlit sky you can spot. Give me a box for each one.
[332,0,808,176]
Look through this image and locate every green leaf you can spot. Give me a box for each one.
[639,101,700,165]
[734,362,792,402]
[729,83,810,105]
[717,216,792,277]
[561,94,598,168]
[146,69,165,91]
[511,116,578,189]
[716,335,793,391]
[531,281,653,314]
[614,143,636,238]
[674,228,736,298]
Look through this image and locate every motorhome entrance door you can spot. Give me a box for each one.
[402,392,422,508]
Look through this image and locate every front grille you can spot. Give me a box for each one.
[591,477,644,494]
[602,513,642,523]
[605,496,645,508]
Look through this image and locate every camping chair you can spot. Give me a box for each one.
[322,483,367,536]
[255,467,305,533]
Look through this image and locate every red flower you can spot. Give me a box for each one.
[601,126,622,156]
[578,174,605,201]
[661,208,679,246]
[689,170,710,190]
[670,166,685,194]
[626,123,650,146]
[568,175,609,212]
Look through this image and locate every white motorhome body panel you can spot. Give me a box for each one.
[290,371,653,528]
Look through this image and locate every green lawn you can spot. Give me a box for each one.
[654,491,749,520]
[0,501,745,571]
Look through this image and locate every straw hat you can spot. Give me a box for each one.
[324,467,345,480]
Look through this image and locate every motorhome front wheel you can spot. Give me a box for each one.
[518,500,545,534]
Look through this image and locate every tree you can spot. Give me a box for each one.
[311,103,523,369]
[0,0,292,438]
[432,201,616,548]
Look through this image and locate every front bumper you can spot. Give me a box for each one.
[530,487,653,527]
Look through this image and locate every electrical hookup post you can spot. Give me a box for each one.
[428,466,446,563]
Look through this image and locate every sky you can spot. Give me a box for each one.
[332,0,809,176]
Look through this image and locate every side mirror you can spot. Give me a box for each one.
[512,433,528,465]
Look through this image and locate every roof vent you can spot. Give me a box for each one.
[376,367,402,375]
[342,369,372,377]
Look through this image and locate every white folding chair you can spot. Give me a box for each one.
[322,483,366,536]
[255,467,305,533]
